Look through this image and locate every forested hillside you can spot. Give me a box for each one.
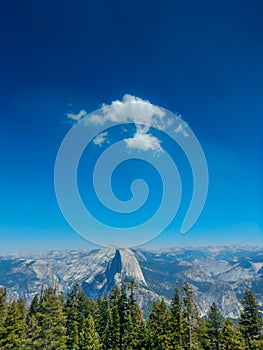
[0,281,262,349]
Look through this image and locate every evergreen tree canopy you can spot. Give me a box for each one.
[79,314,101,350]
[182,281,200,349]
[0,282,261,350]
[149,300,173,349]
[206,302,223,350]
[239,289,263,349]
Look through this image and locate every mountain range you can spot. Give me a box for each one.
[0,246,262,318]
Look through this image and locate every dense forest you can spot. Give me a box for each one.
[0,281,262,350]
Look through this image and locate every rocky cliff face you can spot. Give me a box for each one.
[0,246,262,318]
[81,248,147,299]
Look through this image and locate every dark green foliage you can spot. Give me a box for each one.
[126,280,149,349]
[0,287,7,340]
[0,288,7,323]
[118,282,128,348]
[64,283,91,349]
[206,302,223,350]
[79,314,101,350]
[109,303,121,349]
[149,300,173,349]
[196,316,210,350]
[96,295,111,349]
[108,285,121,349]
[0,283,262,349]
[238,289,263,349]
[0,298,27,349]
[182,281,200,349]
[35,288,68,349]
[221,318,246,350]
[170,283,183,348]
[28,294,39,317]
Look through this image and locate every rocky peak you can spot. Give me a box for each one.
[81,247,146,298]
[118,248,147,286]
[1,246,263,318]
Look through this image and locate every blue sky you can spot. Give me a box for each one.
[0,0,262,253]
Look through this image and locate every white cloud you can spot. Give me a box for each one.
[124,131,163,153]
[100,94,166,128]
[68,94,174,152]
[98,94,166,152]
[93,131,108,146]
[85,114,104,125]
[175,123,189,137]
[67,109,87,121]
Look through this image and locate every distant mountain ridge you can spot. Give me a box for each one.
[0,246,262,318]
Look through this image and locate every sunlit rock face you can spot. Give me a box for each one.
[0,246,263,318]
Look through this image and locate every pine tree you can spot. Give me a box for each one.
[123,280,148,349]
[196,316,210,350]
[36,288,68,349]
[238,289,263,349]
[0,287,7,341]
[96,295,111,350]
[65,284,86,349]
[108,304,121,350]
[119,282,128,349]
[25,313,42,350]
[2,279,263,350]
[1,298,27,349]
[134,310,150,350]
[108,286,122,350]
[28,293,40,317]
[182,281,200,349]
[170,283,183,348]
[79,314,102,350]
[149,300,173,349]
[206,302,223,350]
[221,318,246,350]
[25,293,42,350]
